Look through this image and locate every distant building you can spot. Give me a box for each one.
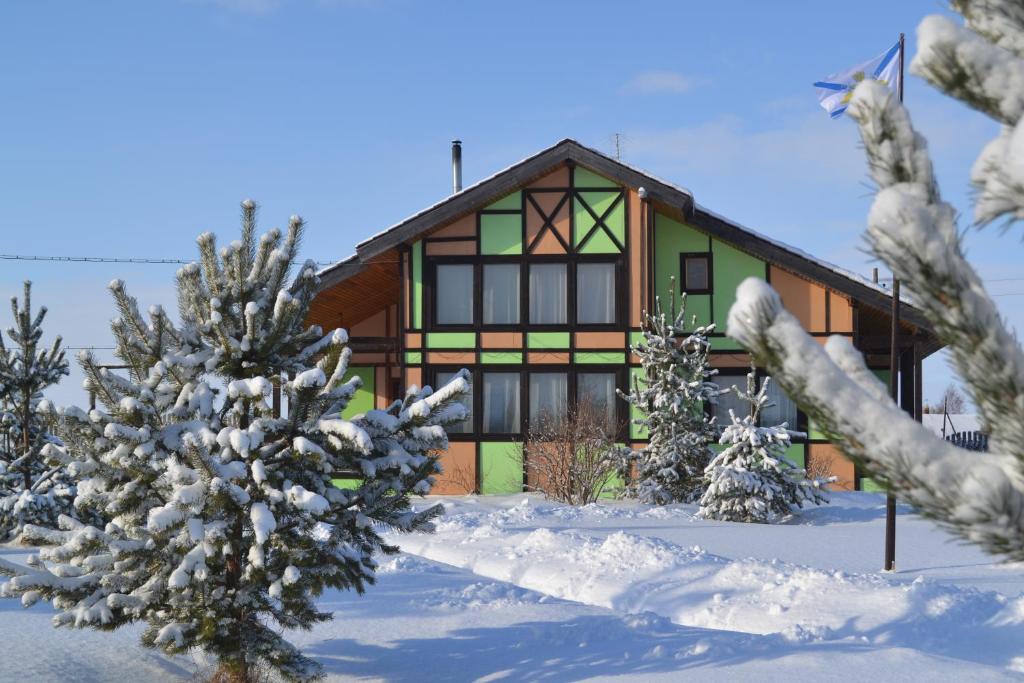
[309,139,942,493]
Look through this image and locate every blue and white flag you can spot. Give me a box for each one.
[814,41,901,118]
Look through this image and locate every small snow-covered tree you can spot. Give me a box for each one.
[698,369,828,523]
[0,281,73,539]
[726,2,1024,557]
[0,201,469,682]
[619,285,720,503]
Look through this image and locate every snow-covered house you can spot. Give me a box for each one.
[308,139,942,493]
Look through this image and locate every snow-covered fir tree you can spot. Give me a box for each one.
[619,284,720,503]
[698,369,828,523]
[0,281,74,539]
[0,201,469,682]
[726,1,1024,557]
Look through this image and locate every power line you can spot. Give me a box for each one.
[1,254,336,266]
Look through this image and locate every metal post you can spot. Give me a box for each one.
[885,278,900,571]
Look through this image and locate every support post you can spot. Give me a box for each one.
[885,279,900,571]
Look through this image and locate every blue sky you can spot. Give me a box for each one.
[1,0,1019,408]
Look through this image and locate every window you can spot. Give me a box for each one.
[760,379,799,429]
[437,370,472,434]
[529,263,567,324]
[577,262,616,324]
[483,264,520,325]
[680,253,711,294]
[483,373,520,433]
[435,264,474,325]
[708,374,750,424]
[577,372,617,433]
[529,372,567,429]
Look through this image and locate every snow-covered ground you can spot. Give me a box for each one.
[2,492,1023,681]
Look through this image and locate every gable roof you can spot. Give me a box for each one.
[317,138,934,335]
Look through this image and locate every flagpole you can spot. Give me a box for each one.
[884,31,905,573]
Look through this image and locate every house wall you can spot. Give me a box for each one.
[331,162,888,495]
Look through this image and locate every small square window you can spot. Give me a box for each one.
[680,254,711,293]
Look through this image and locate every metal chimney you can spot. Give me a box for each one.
[451,139,463,194]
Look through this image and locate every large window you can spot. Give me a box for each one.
[436,370,472,434]
[680,253,711,294]
[577,372,617,432]
[577,262,616,324]
[483,373,520,434]
[760,378,799,429]
[529,264,567,324]
[483,264,520,324]
[529,372,567,429]
[708,373,800,430]
[435,264,474,325]
[708,374,750,424]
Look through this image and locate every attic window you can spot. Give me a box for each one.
[680,253,711,294]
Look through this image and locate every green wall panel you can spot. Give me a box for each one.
[480,351,522,364]
[629,331,645,348]
[341,366,375,419]
[861,478,885,492]
[331,478,362,490]
[527,331,570,349]
[629,366,648,440]
[574,167,619,188]
[605,200,626,245]
[574,351,625,364]
[653,213,711,326]
[412,240,423,329]
[485,191,521,211]
[480,442,524,494]
[711,238,766,328]
[781,443,805,470]
[426,332,476,348]
[710,336,744,351]
[579,228,620,254]
[480,213,522,255]
[405,351,422,364]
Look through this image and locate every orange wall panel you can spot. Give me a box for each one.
[575,331,626,348]
[526,191,570,253]
[349,309,387,337]
[527,165,570,189]
[528,351,570,364]
[405,332,422,349]
[406,367,422,389]
[481,331,523,348]
[374,366,389,409]
[426,240,476,256]
[430,213,476,238]
[351,353,386,364]
[808,444,856,491]
[829,292,854,333]
[629,188,644,327]
[710,353,754,368]
[432,442,477,495]
[770,266,827,333]
[428,351,476,364]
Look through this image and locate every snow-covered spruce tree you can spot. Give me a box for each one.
[0,281,73,539]
[726,2,1024,558]
[619,284,720,503]
[0,201,469,681]
[698,369,828,523]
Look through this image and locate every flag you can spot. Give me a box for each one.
[814,41,901,118]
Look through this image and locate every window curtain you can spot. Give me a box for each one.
[761,378,799,429]
[437,371,472,433]
[436,264,474,325]
[577,372,616,432]
[709,375,750,424]
[529,373,567,429]
[577,263,615,324]
[483,373,520,433]
[529,264,567,324]
[483,264,520,324]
